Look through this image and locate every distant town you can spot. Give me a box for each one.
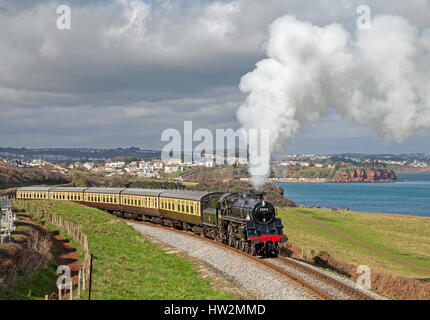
[1,147,429,185]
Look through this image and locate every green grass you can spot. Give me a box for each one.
[163,169,193,180]
[278,207,430,279]
[0,261,59,300]
[21,200,237,300]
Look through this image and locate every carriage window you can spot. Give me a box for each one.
[182,204,184,212]
[186,205,189,213]
[190,206,194,214]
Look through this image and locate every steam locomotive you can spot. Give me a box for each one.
[218,192,287,256]
[17,187,288,256]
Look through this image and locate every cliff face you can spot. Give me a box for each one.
[335,169,397,182]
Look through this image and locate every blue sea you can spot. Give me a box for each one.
[276,172,430,217]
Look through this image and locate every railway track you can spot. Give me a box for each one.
[120,217,375,300]
[273,256,374,300]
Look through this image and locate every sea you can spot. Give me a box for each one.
[276,172,430,217]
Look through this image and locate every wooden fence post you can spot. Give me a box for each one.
[69,281,73,300]
[78,269,81,300]
[82,265,86,291]
[88,254,93,300]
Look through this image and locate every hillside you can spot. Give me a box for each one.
[279,207,430,299]
[12,200,237,300]
[189,180,296,207]
[0,147,160,162]
[0,162,71,189]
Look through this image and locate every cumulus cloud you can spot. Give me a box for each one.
[0,0,429,150]
[237,14,430,187]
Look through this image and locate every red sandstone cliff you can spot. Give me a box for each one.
[335,169,397,182]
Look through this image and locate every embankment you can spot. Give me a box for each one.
[279,207,430,299]
[14,200,236,299]
[0,212,57,299]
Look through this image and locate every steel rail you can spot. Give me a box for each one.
[275,256,374,300]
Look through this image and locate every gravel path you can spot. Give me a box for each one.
[127,221,315,300]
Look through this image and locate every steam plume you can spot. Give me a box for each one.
[237,15,430,188]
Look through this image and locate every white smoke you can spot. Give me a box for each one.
[237,15,430,188]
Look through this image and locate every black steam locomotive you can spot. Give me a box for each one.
[218,192,287,256]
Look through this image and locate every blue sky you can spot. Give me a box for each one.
[0,0,430,154]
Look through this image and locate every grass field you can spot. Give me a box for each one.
[0,263,59,300]
[20,200,236,300]
[278,207,430,279]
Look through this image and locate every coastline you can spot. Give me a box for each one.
[274,172,430,218]
[269,178,398,183]
[286,202,428,219]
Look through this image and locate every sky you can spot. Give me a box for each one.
[1,0,430,154]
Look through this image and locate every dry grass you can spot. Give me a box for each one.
[0,216,53,293]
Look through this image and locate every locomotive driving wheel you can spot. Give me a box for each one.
[234,239,240,249]
[250,244,257,256]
